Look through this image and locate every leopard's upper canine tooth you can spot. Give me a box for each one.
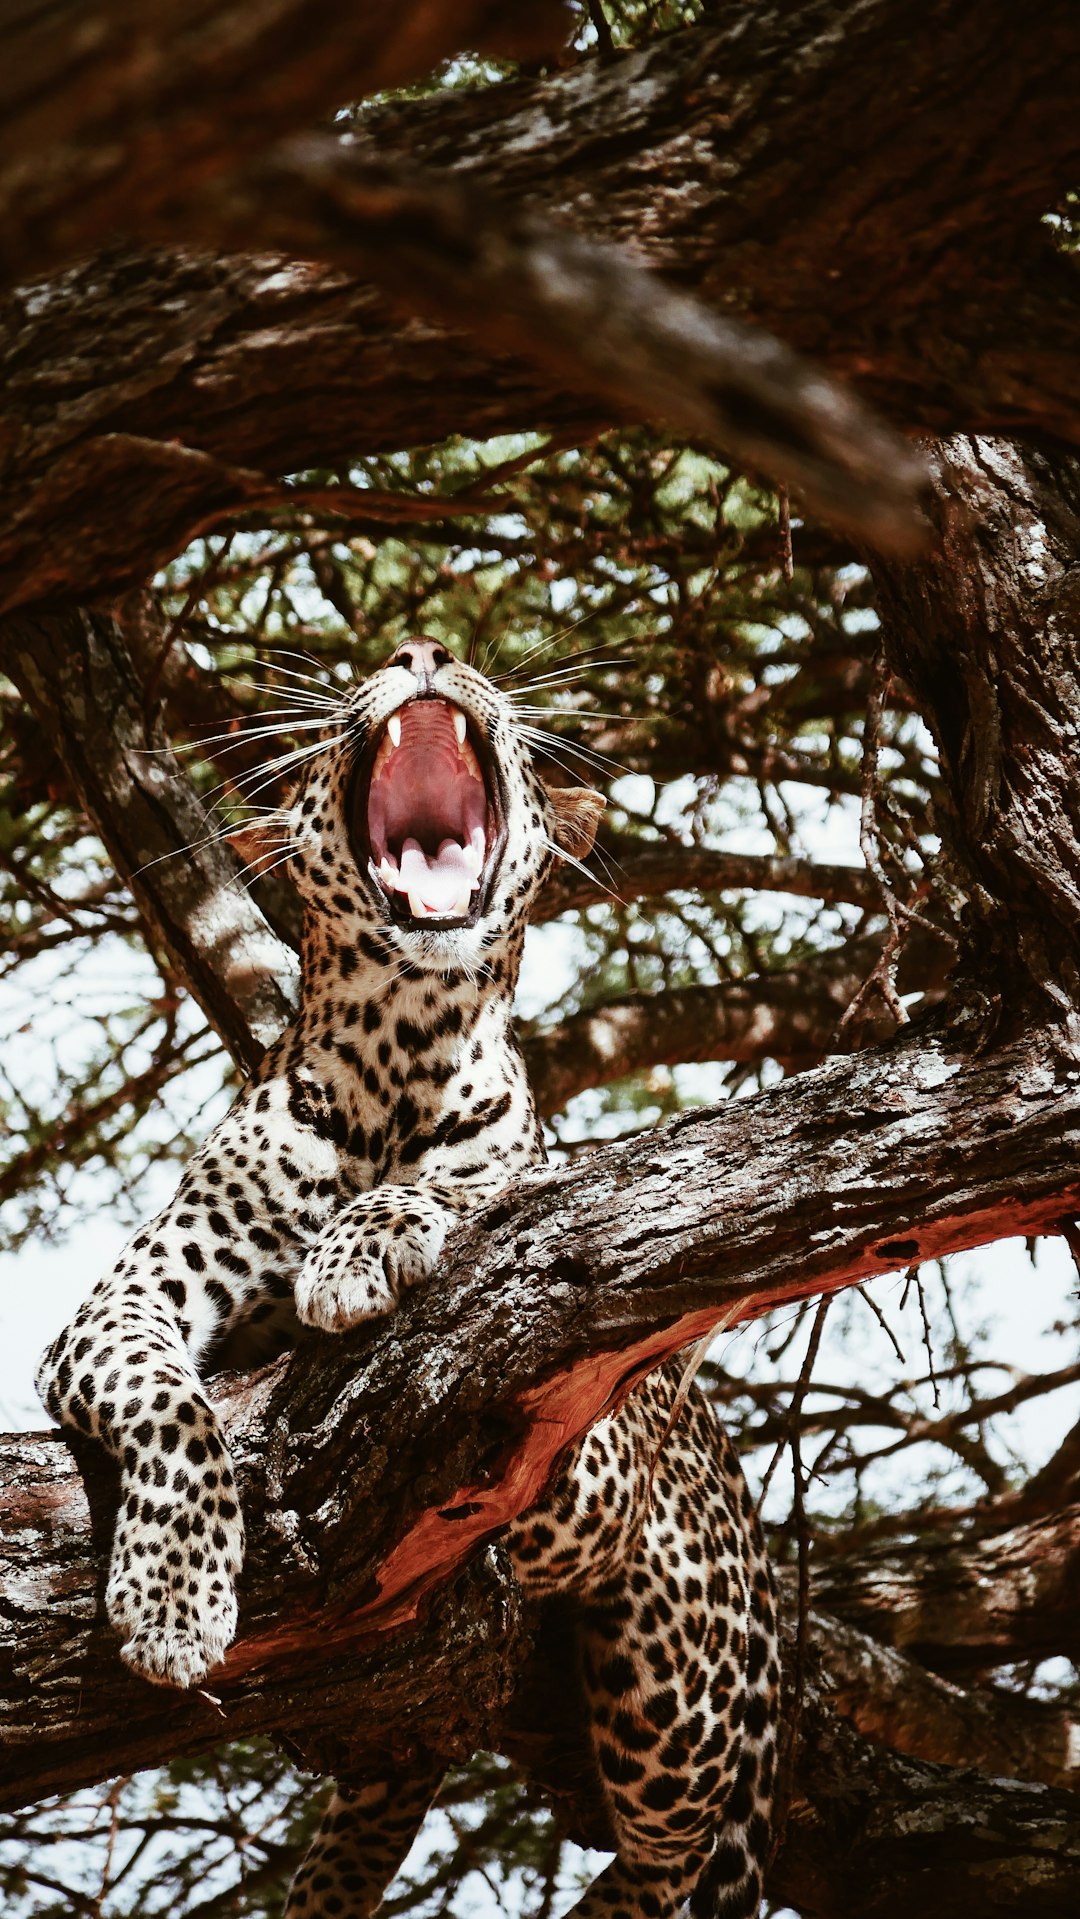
[453,710,467,746]
[387,713,402,748]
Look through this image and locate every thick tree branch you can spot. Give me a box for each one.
[536,840,882,920]
[871,438,1080,1018]
[813,1606,1080,1791]
[0,604,296,1070]
[522,927,952,1110]
[812,1502,1080,1673]
[184,141,928,549]
[4,4,1080,610]
[771,1666,1080,1919]
[1,0,569,277]
[2,1011,1078,1806]
[1006,1415,1080,1523]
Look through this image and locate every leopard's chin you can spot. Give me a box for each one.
[350,695,505,931]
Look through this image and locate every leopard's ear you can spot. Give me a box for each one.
[225,821,295,881]
[545,784,606,862]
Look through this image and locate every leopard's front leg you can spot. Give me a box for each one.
[294,1185,451,1331]
[37,1272,245,1689]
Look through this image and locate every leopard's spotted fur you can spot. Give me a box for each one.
[38,640,779,1918]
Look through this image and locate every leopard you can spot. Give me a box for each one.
[37,638,780,1919]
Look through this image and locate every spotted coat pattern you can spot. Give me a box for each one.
[38,643,779,1918]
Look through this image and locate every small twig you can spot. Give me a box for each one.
[144,534,234,721]
[836,646,912,1039]
[900,1263,940,1409]
[93,1778,125,1916]
[856,1282,906,1364]
[587,0,616,58]
[777,483,794,582]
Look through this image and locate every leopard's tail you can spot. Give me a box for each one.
[690,1519,780,1919]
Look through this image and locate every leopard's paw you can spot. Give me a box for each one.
[295,1192,448,1333]
[107,1496,244,1689]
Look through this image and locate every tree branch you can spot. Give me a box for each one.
[810,1605,1079,1791]
[0,0,569,277]
[522,927,952,1111]
[5,4,1080,610]
[870,437,1080,1015]
[771,1660,1080,1919]
[0,604,296,1070]
[185,139,928,550]
[812,1502,1080,1673]
[536,840,883,920]
[2,1010,1078,1806]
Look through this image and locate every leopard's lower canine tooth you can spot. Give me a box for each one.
[378,856,397,889]
[407,890,429,918]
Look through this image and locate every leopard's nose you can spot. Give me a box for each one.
[390,638,452,689]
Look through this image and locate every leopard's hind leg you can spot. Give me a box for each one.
[285,1760,444,1919]
[509,1371,779,1919]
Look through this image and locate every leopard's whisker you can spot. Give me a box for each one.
[516,723,628,779]
[540,834,622,904]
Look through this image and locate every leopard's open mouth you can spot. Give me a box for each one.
[353,698,504,928]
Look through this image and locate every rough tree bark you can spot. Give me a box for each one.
[2,1013,1078,1789]
[4,0,1080,611]
[2,0,568,274]
[812,1501,1080,1673]
[1,603,298,1069]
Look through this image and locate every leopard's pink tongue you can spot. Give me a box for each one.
[398,837,473,914]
